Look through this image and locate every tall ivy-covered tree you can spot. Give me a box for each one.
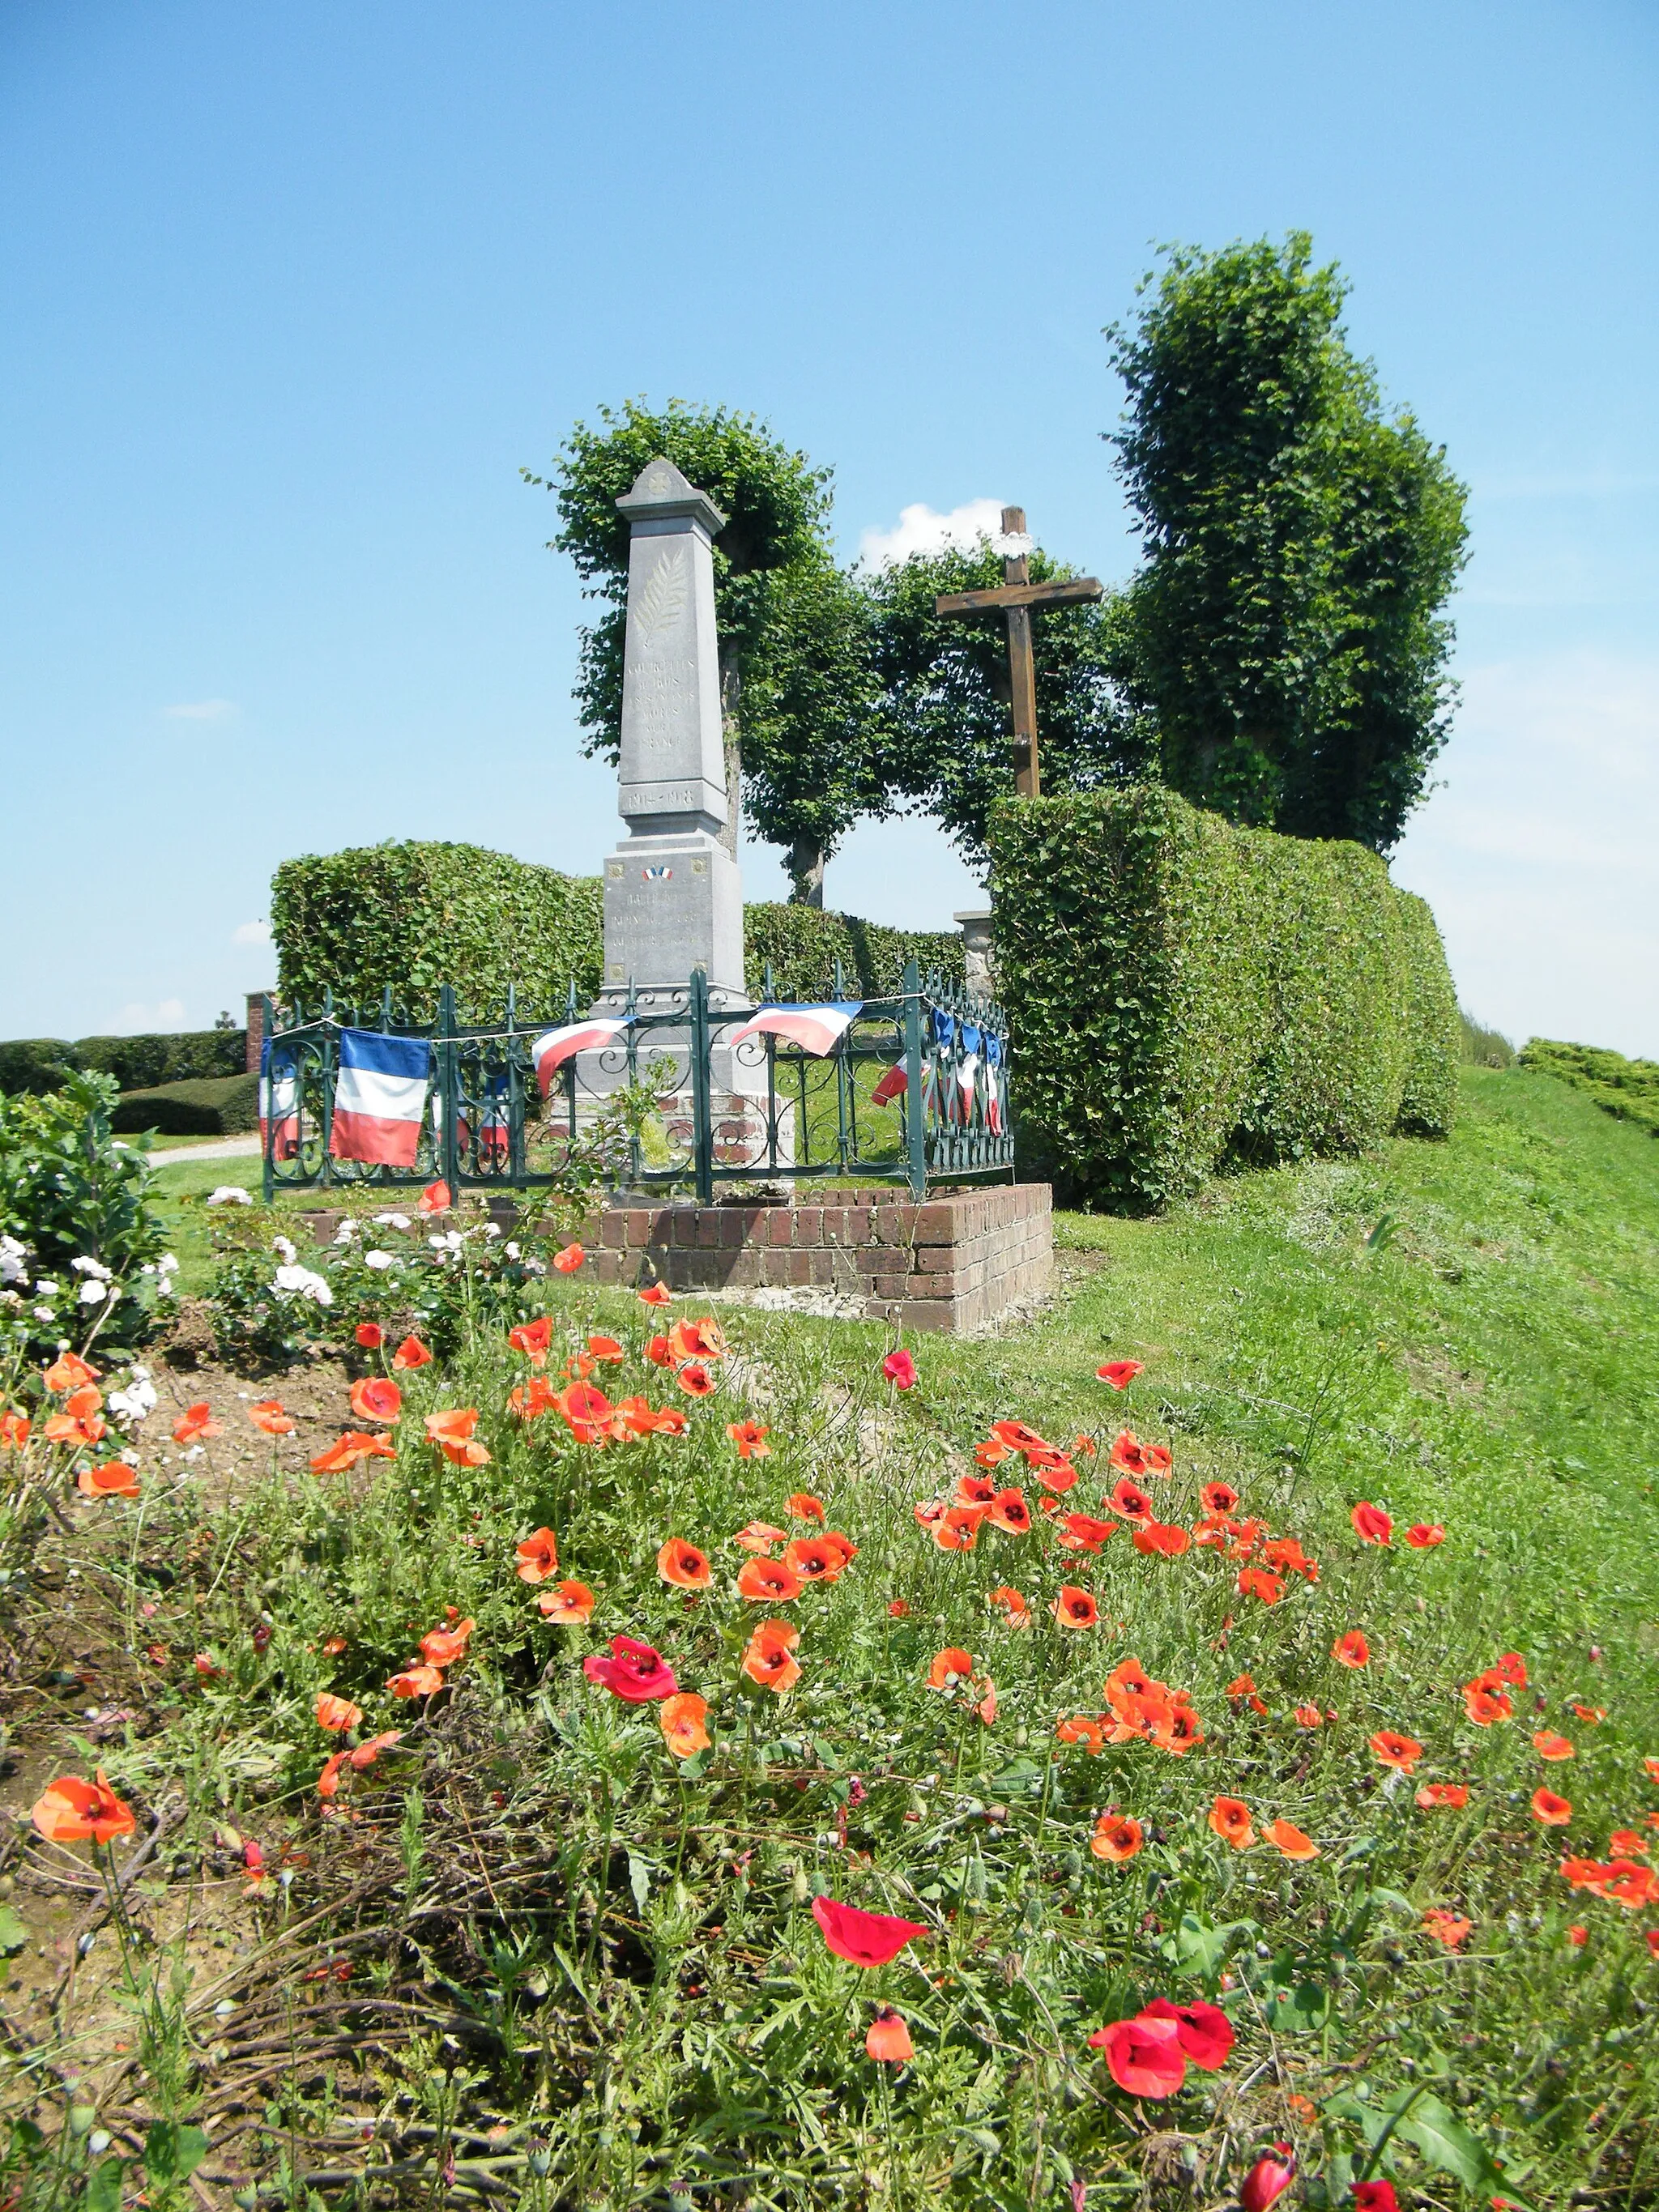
[1107,235,1468,850]
[863,540,1149,867]
[525,399,877,901]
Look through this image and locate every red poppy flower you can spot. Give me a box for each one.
[865,2006,913,2061]
[44,1351,99,1392]
[783,1536,846,1583]
[882,1349,916,1390]
[515,1527,560,1583]
[932,1505,985,1552]
[987,1486,1032,1534]
[314,1693,363,1733]
[392,1334,432,1370]
[1350,1502,1392,1545]
[1030,1456,1078,1494]
[1405,1522,1444,1548]
[990,1418,1047,1453]
[676,1363,714,1397]
[787,1491,826,1523]
[350,1376,402,1423]
[1332,1630,1370,1669]
[1088,2011,1185,2099]
[1090,1813,1143,1862]
[1056,1715,1105,1753]
[1371,1729,1423,1774]
[741,1619,800,1691]
[1132,1521,1191,1557]
[1415,1781,1469,1809]
[77,1460,139,1498]
[0,1410,30,1448]
[727,1420,771,1458]
[1209,1796,1254,1851]
[354,1322,384,1349]
[1052,1586,1100,1630]
[1572,1703,1606,1724]
[555,1382,614,1445]
[537,1579,595,1624]
[956,1472,998,1506]
[1240,2152,1296,2212]
[1352,2184,1397,2212]
[658,1538,712,1591]
[1464,1681,1512,1725]
[638,1281,671,1305]
[1532,1788,1572,1826]
[420,1617,474,1667]
[1263,1818,1320,1861]
[1294,1703,1323,1729]
[1422,1907,1473,1950]
[668,1317,726,1363]
[927,1647,975,1690]
[1495,1650,1528,1686]
[887,1598,911,1618]
[1533,1730,1574,1761]
[731,1520,787,1553]
[309,1430,398,1474]
[1072,1434,1098,1457]
[552,1243,585,1274]
[424,1407,479,1446]
[32,1771,135,1845]
[585,1333,625,1365]
[1226,1673,1268,1715]
[508,1317,552,1366]
[1237,1566,1284,1606]
[419,1180,452,1214]
[583,1634,678,1703]
[247,1398,294,1435]
[737,1556,803,1603]
[984,1584,1030,1630]
[1199,1481,1239,1515]
[1609,1829,1649,1858]
[1109,1430,1152,1476]
[812,1894,927,1967]
[1096,1360,1142,1390]
[1137,1995,1235,2069]
[1107,1476,1154,1523]
[659,1692,710,1759]
[173,1402,221,1443]
[1058,1510,1119,1553]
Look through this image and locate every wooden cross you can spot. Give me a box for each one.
[934,505,1102,797]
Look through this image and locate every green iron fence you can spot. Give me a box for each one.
[259,958,1012,1204]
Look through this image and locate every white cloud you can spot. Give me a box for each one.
[858,498,1008,569]
[105,999,188,1034]
[1392,650,1659,1059]
[232,919,272,945]
[164,698,237,721]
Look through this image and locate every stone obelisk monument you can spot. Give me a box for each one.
[596,458,747,1012]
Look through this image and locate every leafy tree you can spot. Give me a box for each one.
[1107,234,1468,850]
[863,541,1149,867]
[525,399,876,901]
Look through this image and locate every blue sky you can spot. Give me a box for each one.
[3,0,1656,1055]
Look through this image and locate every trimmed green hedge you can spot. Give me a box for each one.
[110,1073,260,1137]
[1519,1038,1659,1138]
[987,786,1458,1208]
[0,1030,245,1097]
[271,837,962,1016]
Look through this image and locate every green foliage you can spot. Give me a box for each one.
[1107,233,1469,851]
[864,539,1149,864]
[271,839,604,1019]
[0,1039,83,1097]
[988,785,1457,1208]
[744,903,964,999]
[0,1032,248,1097]
[1519,1036,1659,1136]
[110,1073,259,1137]
[1460,1011,1516,1069]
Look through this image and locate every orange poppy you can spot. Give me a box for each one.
[1263,1818,1320,1861]
[322,1634,348,1656]
[864,2006,913,2063]
[737,1556,803,1603]
[443,1438,491,1468]
[420,1618,474,1667]
[731,1520,787,1553]
[988,1586,1031,1629]
[974,1436,1012,1469]
[1106,1656,1155,1704]
[387,1664,445,1698]
[1090,1812,1144,1861]
[888,1599,911,1617]
[1056,1511,1117,1554]
[1645,1757,1659,1782]
[1107,1477,1154,1523]
[309,1430,397,1474]
[727,1420,771,1458]
[1371,1729,1423,1774]
[247,1398,294,1435]
[676,1363,714,1397]
[638,1281,672,1306]
[1209,1796,1254,1851]
[424,1407,478,1445]
[1262,1536,1319,1583]
[419,1180,451,1214]
[509,1317,552,1366]
[314,1693,363,1733]
[1532,1788,1572,1826]
[1422,1907,1472,1950]
[991,1418,1047,1453]
[77,1460,139,1498]
[509,1376,559,1420]
[1108,1430,1152,1476]
[515,1528,560,1583]
[1052,1586,1100,1630]
[956,1471,999,1507]
[1199,1481,1239,1515]
[668,1317,726,1362]
[1350,1501,1392,1545]
[1294,1704,1324,1729]
[1463,1682,1512,1726]
[567,1354,597,1382]
[1572,1703,1606,1724]
[173,1402,221,1443]
[1166,1701,1205,1755]
[350,1376,402,1423]
[1226,1673,1268,1715]
[1030,1456,1078,1494]
[1332,1630,1370,1669]
[1609,1829,1649,1858]
[1495,1652,1528,1686]
[933,1504,986,1552]
[355,1322,384,1349]
[44,1351,99,1392]
[1143,1444,1173,1475]
[659,1692,710,1758]
[552,1243,585,1274]
[1132,1521,1191,1557]
[1096,1359,1142,1390]
[537,1580,595,1624]
[1072,1434,1098,1457]
[44,1407,105,1448]
[787,1492,825,1523]
[783,1536,846,1583]
[1405,1522,1445,1548]
[0,1409,30,1448]
[1414,1781,1469,1809]
[658,1538,713,1590]
[392,1334,433,1370]
[1237,1567,1284,1606]
[1056,1715,1106,1754]
[741,1619,800,1692]
[1533,1731,1575,1761]
[585,1332,625,1363]
[555,1382,614,1445]
[926,1647,975,1690]
[31,1770,134,1845]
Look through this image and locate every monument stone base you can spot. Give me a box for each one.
[598,829,745,1012]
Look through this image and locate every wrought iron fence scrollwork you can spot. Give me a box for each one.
[260,958,1014,1204]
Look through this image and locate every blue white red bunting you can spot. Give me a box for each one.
[530,1017,632,1093]
[727,1003,864,1057]
[259,1039,300,1161]
[330,1030,432,1168]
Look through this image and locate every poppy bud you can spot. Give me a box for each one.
[1239,2148,1294,2212]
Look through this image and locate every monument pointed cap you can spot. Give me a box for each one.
[616,456,727,536]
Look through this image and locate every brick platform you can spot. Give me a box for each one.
[572,1183,1052,1333]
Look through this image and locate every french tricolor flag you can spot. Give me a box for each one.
[259,1040,300,1161]
[530,1016,632,1094]
[330,1030,432,1167]
[727,1002,863,1057]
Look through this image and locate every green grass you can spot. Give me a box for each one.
[5,1065,1657,2209]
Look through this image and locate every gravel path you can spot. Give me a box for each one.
[148,1134,262,1167]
